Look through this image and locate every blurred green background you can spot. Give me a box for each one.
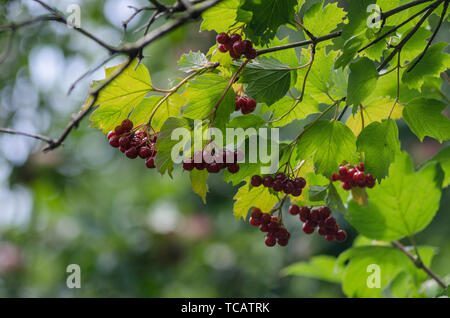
[0,0,448,297]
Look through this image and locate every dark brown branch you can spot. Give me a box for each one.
[358,0,442,53]
[381,0,435,19]
[0,128,57,147]
[392,241,447,289]
[256,31,342,56]
[376,1,441,71]
[407,0,448,72]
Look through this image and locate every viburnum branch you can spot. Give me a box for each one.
[407,0,448,72]
[388,53,401,118]
[358,0,443,53]
[0,128,57,148]
[381,0,436,20]
[377,0,442,71]
[392,240,447,289]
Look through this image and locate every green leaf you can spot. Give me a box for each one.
[428,147,450,187]
[182,73,235,131]
[89,60,152,133]
[240,57,293,106]
[282,255,341,283]
[200,0,240,33]
[403,98,450,143]
[346,96,403,136]
[254,36,299,68]
[233,182,278,220]
[402,43,450,90]
[227,114,266,130]
[337,246,432,298]
[347,57,379,109]
[260,96,319,127]
[326,182,346,212]
[177,51,209,73]
[296,120,357,177]
[357,119,400,180]
[346,152,443,241]
[155,117,191,177]
[339,0,373,42]
[303,1,346,37]
[241,0,297,44]
[308,185,328,201]
[190,169,209,203]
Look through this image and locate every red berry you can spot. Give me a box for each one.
[353,171,365,182]
[216,32,230,44]
[218,44,228,52]
[251,175,263,187]
[294,177,306,189]
[277,227,290,239]
[114,125,125,135]
[289,205,300,215]
[227,163,240,174]
[261,213,271,224]
[182,158,194,171]
[331,173,340,182]
[249,217,261,227]
[318,227,327,236]
[335,230,347,242]
[229,33,241,43]
[265,235,276,247]
[109,135,120,148]
[359,162,365,171]
[319,206,331,219]
[275,173,287,181]
[246,98,257,111]
[245,48,257,60]
[326,235,336,242]
[194,162,205,170]
[263,176,274,187]
[291,188,302,197]
[277,237,289,247]
[121,119,133,131]
[150,135,157,143]
[251,208,262,220]
[138,146,152,159]
[229,49,241,59]
[236,96,247,110]
[272,180,283,192]
[299,206,311,222]
[119,136,131,148]
[232,41,246,55]
[242,39,253,53]
[339,166,348,176]
[310,209,322,222]
[302,222,316,234]
[107,131,116,139]
[283,181,295,194]
[324,216,336,228]
[260,223,269,232]
[125,147,138,159]
[342,182,352,190]
[145,157,155,168]
[206,162,220,173]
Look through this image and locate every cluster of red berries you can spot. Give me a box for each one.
[216,32,257,60]
[331,162,375,190]
[182,149,242,174]
[249,208,290,247]
[289,205,347,242]
[251,173,306,197]
[235,95,257,115]
[107,120,157,169]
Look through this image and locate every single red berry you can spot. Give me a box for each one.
[353,171,365,182]
[138,146,152,159]
[240,102,253,114]
[265,235,276,247]
[227,163,240,174]
[236,96,247,110]
[275,173,287,181]
[348,168,356,176]
[194,162,205,170]
[229,49,241,59]
[272,180,283,192]
[109,135,120,148]
[261,213,271,224]
[324,216,337,228]
[218,44,228,53]
[289,205,300,216]
[263,176,274,187]
[245,48,257,59]
[119,146,127,153]
[342,182,352,190]
[277,227,290,239]
[251,208,263,220]
[114,125,125,135]
[283,181,295,194]
[319,206,331,219]
[291,188,302,197]
[119,136,131,148]
[216,32,230,44]
[325,235,336,242]
[121,119,133,131]
[249,217,261,227]
[260,223,269,232]
[310,209,322,223]
[339,166,348,176]
[335,230,347,242]
[331,173,340,182]
[229,33,241,43]
[125,147,138,159]
[251,175,263,187]
[232,41,246,55]
[246,98,257,111]
[145,157,155,169]
[299,206,311,222]
[182,158,194,171]
[206,162,220,173]
[294,177,307,189]
[318,227,327,236]
[277,237,289,247]
[107,131,116,139]
[302,222,316,234]
[242,39,253,53]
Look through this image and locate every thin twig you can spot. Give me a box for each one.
[0,128,57,147]
[392,240,447,289]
